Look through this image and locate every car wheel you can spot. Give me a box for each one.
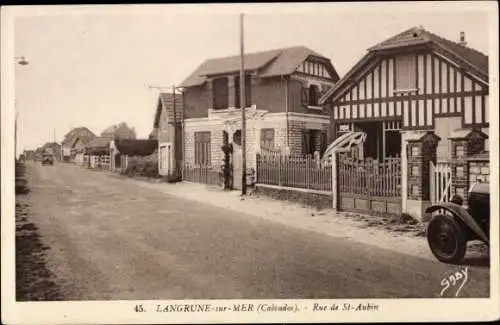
[427,214,467,264]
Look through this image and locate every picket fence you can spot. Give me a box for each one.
[256,154,332,192]
[183,162,221,186]
[338,156,401,197]
[89,155,110,170]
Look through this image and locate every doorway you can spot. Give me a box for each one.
[355,121,383,160]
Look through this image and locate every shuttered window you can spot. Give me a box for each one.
[308,85,320,106]
[194,132,211,165]
[234,74,252,108]
[395,54,416,90]
[260,128,275,148]
[213,78,228,110]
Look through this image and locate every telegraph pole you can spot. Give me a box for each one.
[240,13,247,195]
[14,110,18,160]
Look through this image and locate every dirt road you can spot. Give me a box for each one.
[17,162,490,300]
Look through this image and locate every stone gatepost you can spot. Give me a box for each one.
[403,131,440,220]
[449,128,488,199]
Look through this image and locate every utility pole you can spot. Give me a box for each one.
[172,84,177,177]
[240,13,247,195]
[14,110,18,160]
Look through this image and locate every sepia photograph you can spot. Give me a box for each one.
[1,2,499,324]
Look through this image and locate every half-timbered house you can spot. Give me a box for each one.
[320,27,489,219]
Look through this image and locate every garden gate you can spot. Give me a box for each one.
[430,161,453,203]
[337,155,402,216]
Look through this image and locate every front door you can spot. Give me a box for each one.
[115,153,121,169]
[160,144,172,175]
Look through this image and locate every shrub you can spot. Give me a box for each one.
[124,153,159,178]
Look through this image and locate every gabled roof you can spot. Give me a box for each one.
[63,127,95,145]
[369,27,488,75]
[153,92,184,128]
[114,139,158,156]
[320,27,489,105]
[180,46,339,87]
[86,137,111,149]
[449,128,488,140]
[72,135,94,148]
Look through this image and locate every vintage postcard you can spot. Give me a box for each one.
[1,2,499,324]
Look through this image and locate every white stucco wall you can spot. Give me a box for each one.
[434,116,462,159]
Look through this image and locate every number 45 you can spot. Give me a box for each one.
[134,305,145,313]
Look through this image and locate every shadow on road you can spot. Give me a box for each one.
[459,255,490,268]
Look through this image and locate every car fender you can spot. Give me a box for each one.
[425,203,489,244]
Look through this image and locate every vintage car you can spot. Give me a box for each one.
[42,153,54,165]
[425,182,489,263]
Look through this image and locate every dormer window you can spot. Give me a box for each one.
[308,84,320,106]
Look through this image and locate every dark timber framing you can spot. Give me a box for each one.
[331,51,489,131]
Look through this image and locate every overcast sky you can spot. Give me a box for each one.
[11,3,493,152]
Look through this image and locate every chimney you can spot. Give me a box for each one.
[459,31,467,46]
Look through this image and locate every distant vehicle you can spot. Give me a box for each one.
[425,182,490,264]
[42,153,54,165]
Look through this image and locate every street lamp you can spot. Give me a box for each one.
[16,56,29,66]
[15,56,29,161]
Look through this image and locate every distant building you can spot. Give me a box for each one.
[101,122,137,140]
[61,127,96,161]
[85,137,112,169]
[40,142,62,161]
[151,92,183,177]
[23,150,36,161]
[72,136,95,165]
[110,139,158,173]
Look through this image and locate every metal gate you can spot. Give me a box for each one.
[430,161,453,203]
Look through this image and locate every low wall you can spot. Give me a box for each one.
[255,184,332,210]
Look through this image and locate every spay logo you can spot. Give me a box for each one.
[440,267,469,297]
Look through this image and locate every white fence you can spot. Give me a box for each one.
[430,161,453,203]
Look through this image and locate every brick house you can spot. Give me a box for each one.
[320,27,489,219]
[178,46,340,177]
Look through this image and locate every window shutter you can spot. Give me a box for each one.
[206,134,211,165]
[302,87,309,106]
[245,74,252,107]
[320,131,327,155]
[301,130,309,155]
